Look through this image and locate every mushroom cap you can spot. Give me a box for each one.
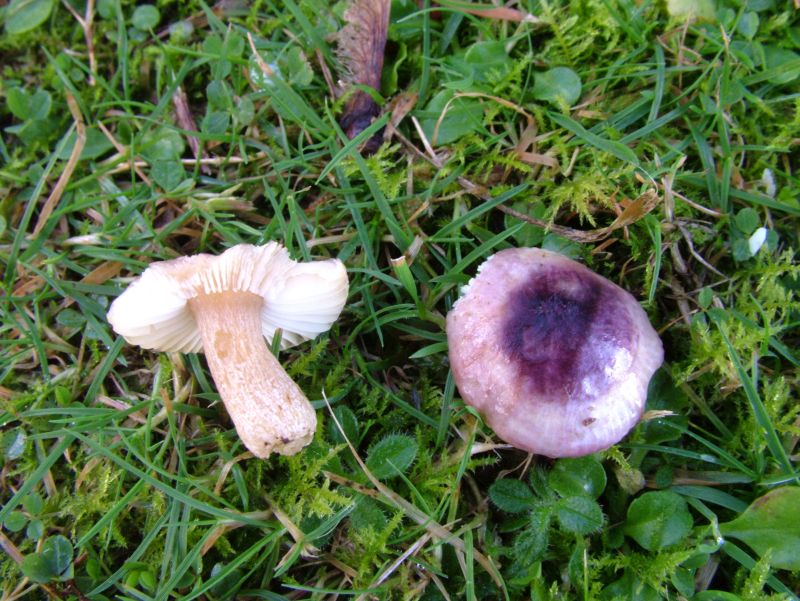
[107,243,349,353]
[446,248,663,458]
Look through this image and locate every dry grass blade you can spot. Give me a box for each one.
[32,94,85,236]
[498,189,661,243]
[61,0,97,85]
[385,92,418,142]
[0,531,24,565]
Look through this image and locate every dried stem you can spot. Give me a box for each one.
[62,0,97,85]
[32,94,85,236]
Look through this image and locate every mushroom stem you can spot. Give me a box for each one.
[188,292,317,457]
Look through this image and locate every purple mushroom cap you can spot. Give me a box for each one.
[446,248,664,458]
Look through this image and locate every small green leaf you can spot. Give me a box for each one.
[202,33,244,79]
[150,160,185,192]
[86,557,101,580]
[42,535,73,580]
[735,207,760,235]
[698,287,713,309]
[506,201,547,247]
[22,492,44,516]
[132,4,159,30]
[719,80,744,106]
[567,539,588,587]
[21,535,74,583]
[21,554,53,583]
[206,80,231,109]
[736,12,759,39]
[57,127,114,160]
[671,566,695,597]
[3,511,28,532]
[202,35,223,55]
[625,491,693,550]
[464,41,512,83]
[125,569,140,588]
[603,570,661,601]
[719,486,800,570]
[762,46,800,85]
[234,96,255,126]
[56,308,86,329]
[549,456,607,499]
[141,128,185,162]
[138,569,156,590]
[365,434,417,479]
[349,496,386,531]
[96,0,116,19]
[7,118,55,145]
[6,87,51,120]
[420,90,483,145]
[327,406,359,445]
[26,518,44,540]
[209,563,244,598]
[54,386,72,406]
[5,0,54,34]
[284,46,314,87]
[513,506,551,564]
[746,0,773,11]
[202,111,230,135]
[732,238,752,262]
[489,479,536,513]
[6,88,30,120]
[555,496,604,535]
[533,67,582,107]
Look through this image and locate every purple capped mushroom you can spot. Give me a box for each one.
[446,248,663,458]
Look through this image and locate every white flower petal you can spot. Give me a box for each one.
[748,227,768,256]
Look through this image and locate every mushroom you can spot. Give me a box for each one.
[446,248,663,458]
[107,243,348,458]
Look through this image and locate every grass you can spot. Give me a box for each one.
[1,0,799,599]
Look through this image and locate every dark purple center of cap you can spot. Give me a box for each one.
[501,265,635,402]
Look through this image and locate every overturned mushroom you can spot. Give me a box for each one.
[107,243,348,458]
[446,248,663,458]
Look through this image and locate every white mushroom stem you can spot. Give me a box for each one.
[187,291,317,457]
